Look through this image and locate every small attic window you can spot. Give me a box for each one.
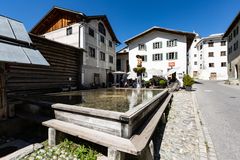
[66,27,72,36]
[98,22,106,36]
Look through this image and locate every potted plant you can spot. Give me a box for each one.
[183,74,194,91]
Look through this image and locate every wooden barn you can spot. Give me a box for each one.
[0,15,84,120]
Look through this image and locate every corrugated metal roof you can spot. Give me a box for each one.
[0,15,49,66]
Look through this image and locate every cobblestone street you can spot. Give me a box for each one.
[160,90,216,160]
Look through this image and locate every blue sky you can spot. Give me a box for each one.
[1,0,239,50]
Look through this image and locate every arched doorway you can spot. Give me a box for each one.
[235,65,239,79]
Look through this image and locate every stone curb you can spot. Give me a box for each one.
[191,92,218,160]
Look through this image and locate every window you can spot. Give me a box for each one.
[167,39,177,47]
[233,26,239,37]
[200,54,202,60]
[66,27,72,36]
[209,63,214,67]
[200,64,203,69]
[208,52,214,57]
[89,47,96,58]
[200,44,203,50]
[89,27,94,37]
[229,46,233,54]
[166,52,178,60]
[221,62,226,67]
[221,41,226,46]
[100,52,105,61]
[194,54,197,57]
[140,55,147,62]
[194,61,197,65]
[153,42,162,49]
[208,42,214,47]
[229,33,233,42]
[138,44,146,50]
[100,35,105,43]
[234,41,238,51]
[98,22,106,35]
[152,53,163,61]
[109,40,113,48]
[220,51,226,56]
[109,55,113,63]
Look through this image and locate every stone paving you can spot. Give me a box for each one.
[160,90,215,160]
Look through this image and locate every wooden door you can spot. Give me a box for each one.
[210,72,217,80]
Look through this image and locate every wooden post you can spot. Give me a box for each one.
[0,63,7,120]
[108,148,125,160]
[48,128,56,146]
[161,113,166,124]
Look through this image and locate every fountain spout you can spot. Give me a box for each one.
[133,55,145,89]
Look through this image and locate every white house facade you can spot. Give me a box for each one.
[31,7,119,87]
[125,26,195,84]
[116,46,129,72]
[189,34,228,80]
[223,12,240,81]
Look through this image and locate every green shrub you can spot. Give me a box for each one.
[183,74,194,87]
[159,79,167,87]
[150,76,167,86]
[144,80,151,88]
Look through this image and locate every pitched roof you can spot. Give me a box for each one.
[125,26,196,51]
[223,11,240,38]
[195,33,224,47]
[30,6,120,44]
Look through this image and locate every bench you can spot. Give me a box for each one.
[42,93,173,159]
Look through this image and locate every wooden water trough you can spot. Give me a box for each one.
[43,89,173,159]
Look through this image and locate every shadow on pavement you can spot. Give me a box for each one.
[194,81,203,84]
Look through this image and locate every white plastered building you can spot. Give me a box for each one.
[189,34,228,80]
[31,7,120,87]
[124,26,195,85]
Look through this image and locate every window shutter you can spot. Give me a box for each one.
[175,52,178,59]
[166,53,169,60]
[160,42,162,48]
[152,54,154,61]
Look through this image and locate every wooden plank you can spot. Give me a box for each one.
[52,103,123,121]
[1,143,43,160]
[54,110,122,136]
[42,119,138,155]
[130,93,173,152]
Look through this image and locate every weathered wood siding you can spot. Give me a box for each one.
[6,34,83,95]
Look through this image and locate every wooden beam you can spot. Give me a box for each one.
[1,143,43,160]
[42,119,138,155]
[131,93,173,152]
